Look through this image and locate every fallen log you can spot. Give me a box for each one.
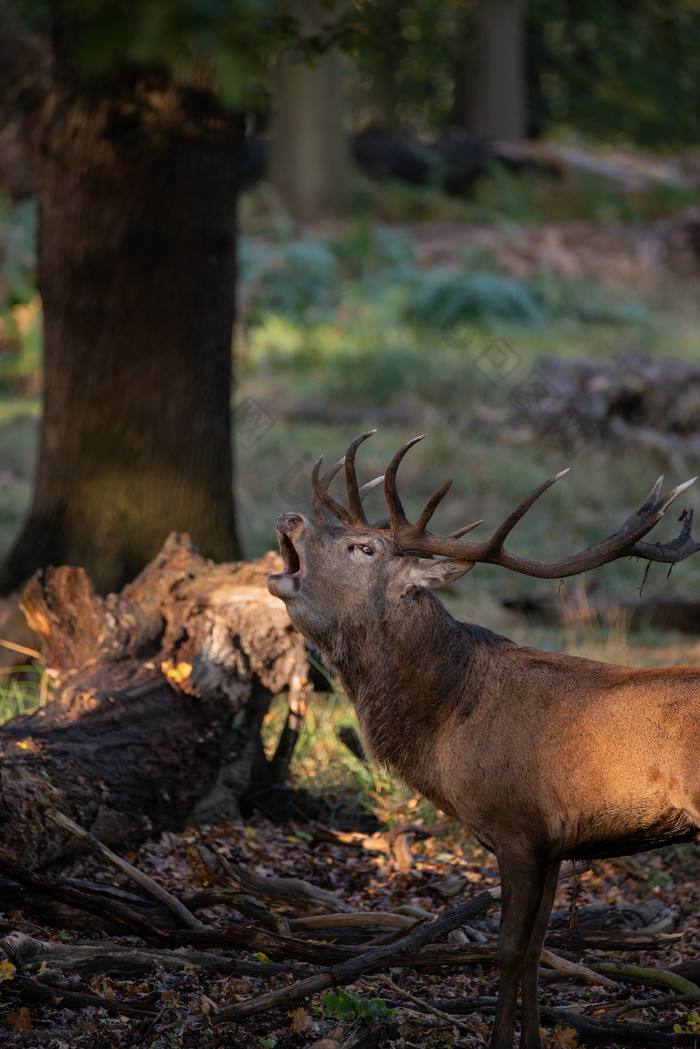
[0,533,309,867]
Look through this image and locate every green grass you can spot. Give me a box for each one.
[0,660,46,724]
[261,689,447,829]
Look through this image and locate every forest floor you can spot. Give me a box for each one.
[2,798,699,1049]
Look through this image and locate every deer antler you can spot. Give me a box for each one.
[314,432,700,579]
[312,430,383,526]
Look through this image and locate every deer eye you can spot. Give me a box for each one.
[348,543,374,556]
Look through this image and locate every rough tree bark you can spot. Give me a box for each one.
[0,39,244,597]
[0,534,309,869]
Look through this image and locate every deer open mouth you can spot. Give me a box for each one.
[279,532,302,576]
[267,527,304,601]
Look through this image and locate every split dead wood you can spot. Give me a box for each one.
[0,847,171,944]
[593,963,700,995]
[411,996,700,1047]
[310,821,452,851]
[539,948,617,987]
[305,1018,401,1049]
[1,534,309,868]
[288,912,416,933]
[309,821,454,872]
[181,886,285,932]
[602,993,700,1022]
[547,927,680,951]
[538,1003,700,1047]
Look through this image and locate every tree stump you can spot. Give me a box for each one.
[0,534,309,868]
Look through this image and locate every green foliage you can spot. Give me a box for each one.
[468,163,699,227]
[348,0,700,148]
[673,1009,700,1035]
[17,0,382,109]
[406,268,544,328]
[239,224,647,338]
[19,0,302,104]
[239,238,341,323]
[0,193,41,396]
[529,0,700,148]
[349,0,475,133]
[0,663,45,725]
[316,988,395,1024]
[0,194,37,313]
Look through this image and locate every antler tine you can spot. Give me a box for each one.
[345,431,377,525]
[359,475,385,502]
[450,519,485,539]
[485,469,570,555]
[657,475,697,513]
[414,477,454,534]
[312,456,352,524]
[384,435,426,529]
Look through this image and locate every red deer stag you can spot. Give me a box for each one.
[267,431,700,1049]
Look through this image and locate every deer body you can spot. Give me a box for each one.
[267,434,700,1049]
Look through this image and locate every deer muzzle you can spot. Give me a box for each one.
[266,513,305,600]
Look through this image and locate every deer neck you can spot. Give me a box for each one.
[318,588,500,804]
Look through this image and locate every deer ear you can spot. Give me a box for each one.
[398,556,474,593]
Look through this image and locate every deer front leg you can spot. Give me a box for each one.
[490,851,552,1049]
[519,860,561,1049]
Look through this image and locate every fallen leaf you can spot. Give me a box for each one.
[7,1007,31,1031]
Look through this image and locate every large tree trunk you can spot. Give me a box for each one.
[0,535,309,869]
[0,50,244,596]
[470,0,527,140]
[267,1,352,220]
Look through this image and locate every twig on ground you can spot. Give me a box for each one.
[213,889,498,1025]
[539,1004,700,1047]
[379,974,484,1038]
[540,948,617,987]
[0,847,169,943]
[187,842,354,914]
[3,972,157,1018]
[47,809,204,930]
[0,929,283,978]
[289,912,419,933]
[602,993,700,1021]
